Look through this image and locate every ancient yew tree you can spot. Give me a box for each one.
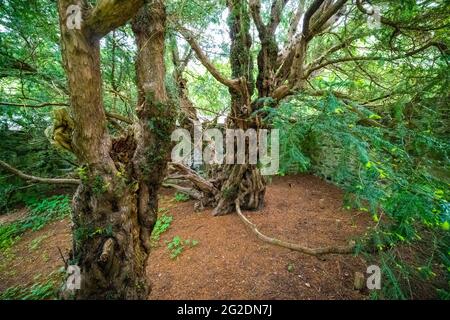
[55,0,173,299]
[0,0,448,300]
[177,0,351,215]
[172,0,448,216]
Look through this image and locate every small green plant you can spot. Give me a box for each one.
[173,192,190,202]
[92,175,108,195]
[166,236,199,259]
[90,225,113,238]
[73,224,113,247]
[151,209,173,245]
[77,166,88,182]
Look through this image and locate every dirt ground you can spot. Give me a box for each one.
[0,174,374,299]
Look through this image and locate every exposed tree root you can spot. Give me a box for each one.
[235,200,356,257]
[166,162,266,215]
[168,163,218,195]
[166,162,218,210]
[162,182,203,200]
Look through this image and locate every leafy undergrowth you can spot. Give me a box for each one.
[267,93,450,299]
[0,195,71,252]
[151,208,173,246]
[166,236,199,259]
[151,208,199,259]
[0,270,64,300]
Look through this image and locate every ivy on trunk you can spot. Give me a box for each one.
[56,0,173,299]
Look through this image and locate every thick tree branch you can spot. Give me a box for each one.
[277,1,306,76]
[277,0,329,85]
[179,28,241,92]
[268,0,289,34]
[168,162,219,195]
[0,160,80,185]
[105,111,133,124]
[86,0,145,39]
[1,101,133,124]
[285,0,305,46]
[250,0,288,40]
[249,0,266,39]
[307,0,347,39]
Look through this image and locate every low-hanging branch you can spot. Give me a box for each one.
[307,89,386,128]
[0,101,133,124]
[105,111,133,124]
[235,200,356,257]
[304,41,444,78]
[0,101,68,108]
[0,160,80,185]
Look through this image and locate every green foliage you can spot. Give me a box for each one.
[0,195,71,251]
[173,192,190,202]
[0,270,63,300]
[77,166,89,183]
[73,224,113,248]
[92,175,108,195]
[186,66,231,116]
[0,280,56,300]
[0,279,57,300]
[151,209,173,244]
[0,1,78,212]
[267,90,449,298]
[166,236,199,259]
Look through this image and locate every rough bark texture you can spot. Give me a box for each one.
[173,0,350,215]
[131,0,175,260]
[212,0,324,215]
[57,0,172,299]
[171,42,198,133]
[211,0,266,216]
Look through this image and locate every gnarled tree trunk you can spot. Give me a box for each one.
[175,0,357,217]
[171,40,198,134]
[212,0,266,216]
[57,0,172,299]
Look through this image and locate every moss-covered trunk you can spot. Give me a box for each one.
[57,0,172,299]
[71,168,151,299]
[212,0,266,215]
